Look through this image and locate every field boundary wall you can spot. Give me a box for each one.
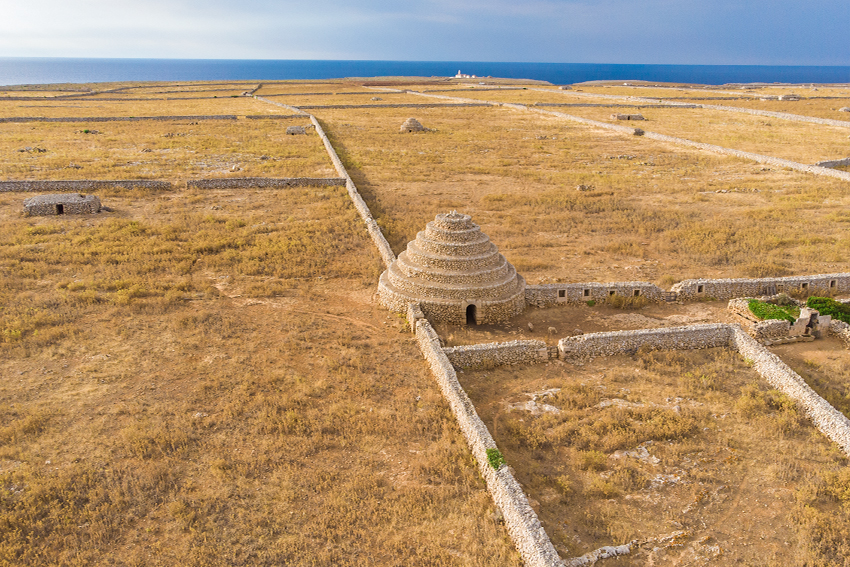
[298,103,491,109]
[730,326,850,455]
[672,274,850,300]
[0,114,303,123]
[443,340,549,368]
[0,179,171,192]
[526,282,666,306]
[186,177,345,189]
[416,320,563,567]
[557,324,733,359]
[307,114,396,268]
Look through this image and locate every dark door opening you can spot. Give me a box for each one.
[466,304,477,325]
[56,204,64,215]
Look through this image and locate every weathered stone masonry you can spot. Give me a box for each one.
[1,180,171,193]
[673,274,850,300]
[23,193,101,216]
[443,340,549,368]
[416,320,563,567]
[558,324,733,359]
[526,282,666,307]
[186,177,345,190]
[379,212,526,325]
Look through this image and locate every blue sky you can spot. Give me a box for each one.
[1,0,848,65]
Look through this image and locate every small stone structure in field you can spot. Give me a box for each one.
[23,193,101,216]
[778,94,801,101]
[399,117,427,133]
[285,125,308,135]
[378,211,526,325]
[840,107,850,113]
[611,113,645,120]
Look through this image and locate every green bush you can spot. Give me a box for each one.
[486,448,505,470]
[807,296,850,324]
[748,299,799,322]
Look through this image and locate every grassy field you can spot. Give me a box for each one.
[0,185,519,566]
[0,118,332,181]
[0,97,290,119]
[3,78,850,566]
[315,104,850,284]
[459,348,850,565]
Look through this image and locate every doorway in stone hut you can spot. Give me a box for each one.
[466,304,477,325]
[55,204,64,215]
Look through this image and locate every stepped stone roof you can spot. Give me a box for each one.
[399,117,426,133]
[378,211,526,324]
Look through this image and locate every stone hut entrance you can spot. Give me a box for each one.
[377,211,526,325]
[55,204,64,215]
[466,304,477,325]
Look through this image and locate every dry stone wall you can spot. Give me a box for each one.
[415,320,563,567]
[831,319,850,348]
[0,115,303,124]
[815,158,850,169]
[305,114,396,268]
[558,324,733,359]
[186,177,345,190]
[298,103,490,110]
[526,282,666,307]
[443,340,549,368]
[672,274,850,300]
[731,326,850,455]
[0,179,171,192]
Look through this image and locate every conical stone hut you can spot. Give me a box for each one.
[378,211,526,325]
[399,117,426,133]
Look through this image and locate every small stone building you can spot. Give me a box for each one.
[399,118,426,133]
[378,211,526,325]
[286,125,307,135]
[23,194,101,216]
[611,114,645,120]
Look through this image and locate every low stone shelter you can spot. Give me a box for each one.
[399,118,426,133]
[378,211,526,325]
[23,193,101,216]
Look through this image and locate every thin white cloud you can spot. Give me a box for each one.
[0,0,846,64]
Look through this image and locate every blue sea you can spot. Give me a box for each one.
[0,58,848,87]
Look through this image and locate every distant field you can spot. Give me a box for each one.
[0,118,332,180]
[314,104,850,284]
[0,96,289,118]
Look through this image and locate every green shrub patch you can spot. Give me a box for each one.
[748,299,799,322]
[807,296,850,324]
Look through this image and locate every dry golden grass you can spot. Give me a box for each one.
[548,106,850,163]
[0,185,519,566]
[396,88,850,164]
[0,118,333,180]
[0,96,291,118]
[459,348,849,565]
[270,92,451,107]
[315,105,850,284]
[697,98,850,122]
[4,78,850,566]
[255,82,361,96]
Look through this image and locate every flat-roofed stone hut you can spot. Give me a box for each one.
[23,194,101,216]
[378,211,526,325]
